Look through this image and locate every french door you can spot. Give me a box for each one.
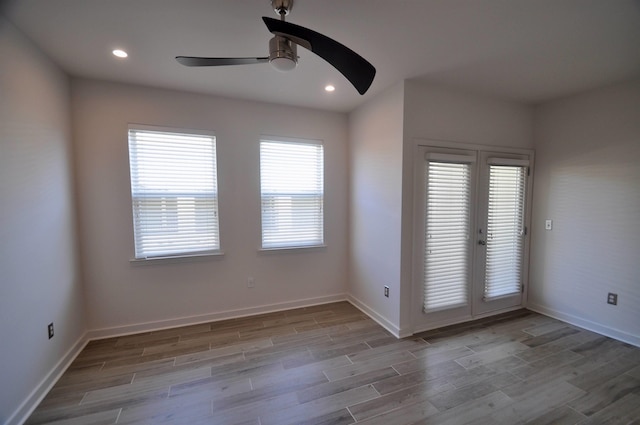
[412,143,533,331]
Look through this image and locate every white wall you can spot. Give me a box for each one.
[403,81,535,147]
[399,81,534,332]
[347,80,534,336]
[0,17,86,424]
[71,79,349,333]
[348,82,405,334]
[529,79,640,346]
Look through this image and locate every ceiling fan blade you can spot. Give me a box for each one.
[176,56,269,67]
[262,17,376,95]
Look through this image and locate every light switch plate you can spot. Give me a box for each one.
[545,219,553,230]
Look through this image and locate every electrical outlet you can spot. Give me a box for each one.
[545,219,553,230]
[607,292,618,305]
[247,277,255,288]
[384,286,389,298]
[48,323,54,339]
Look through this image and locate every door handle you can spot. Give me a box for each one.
[478,240,486,246]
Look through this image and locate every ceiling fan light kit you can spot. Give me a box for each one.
[176,0,376,94]
[269,35,297,71]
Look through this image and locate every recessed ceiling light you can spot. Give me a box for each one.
[112,49,128,58]
[325,85,335,92]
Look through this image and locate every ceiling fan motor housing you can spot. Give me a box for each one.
[269,35,297,71]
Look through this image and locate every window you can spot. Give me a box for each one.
[423,155,473,312]
[260,137,324,249]
[128,127,220,259]
[483,161,527,300]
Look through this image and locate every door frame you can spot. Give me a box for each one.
[410,139,535,334]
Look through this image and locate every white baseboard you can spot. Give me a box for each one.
[86,293,348,340]
[10,298,637,425]
[9,292,430,424]
[6,333,88,425]
[347,295,411,338]
[527,303,640,348]
[8,294,349,424]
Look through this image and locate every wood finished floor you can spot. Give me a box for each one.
[27,302,640,425]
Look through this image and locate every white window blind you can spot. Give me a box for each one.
[483,164,527,299]
[128,128,220,259]
[423,159,472,312]
[260,138,324,249]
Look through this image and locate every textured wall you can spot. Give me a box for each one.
[529,79,640,345]
[71,79,349,332]
[401,81,534,332]
[0,17,85,423]
[348,82,405,333]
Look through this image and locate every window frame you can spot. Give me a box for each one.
[259,135,325,251]
[127,124,223,262]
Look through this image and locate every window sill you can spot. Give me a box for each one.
[258,245,327,254]
[130,251,224,265]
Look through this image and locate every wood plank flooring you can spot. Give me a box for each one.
[26,302,640,424]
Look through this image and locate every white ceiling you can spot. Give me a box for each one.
[4,0,640,112]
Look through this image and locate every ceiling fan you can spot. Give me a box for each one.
[176,0,376,95]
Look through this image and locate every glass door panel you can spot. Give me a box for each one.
[413,145,532,331]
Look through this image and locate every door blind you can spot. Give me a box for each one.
[483,164,526,299]
[423,160,472,312]
[128,128,220,258]
[260,139,324,249]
